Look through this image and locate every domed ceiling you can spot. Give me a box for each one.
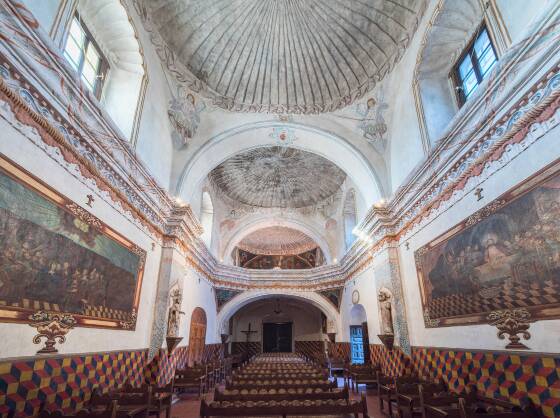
[208,146,346,208]
[143,0,427,113]
[237,226,318,256]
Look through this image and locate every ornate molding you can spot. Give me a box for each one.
[487,309,533,350]
[29,311,77,354]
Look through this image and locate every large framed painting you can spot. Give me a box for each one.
[415,160,560,327]
[0,155,145,330]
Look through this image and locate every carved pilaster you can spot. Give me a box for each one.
[148,205,202,360]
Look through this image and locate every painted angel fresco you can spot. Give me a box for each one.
[168,86,206,148]
[355,97,389,151]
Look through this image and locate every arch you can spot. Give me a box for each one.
[175,121,386,208]
[413,0,487,147]
[343,190,358,251]
[217,290,340,341]
[200,191,214,248]
[76,0,147,141]
[349,304,368,326]
[187,307,207,366]
[221,215,333,265]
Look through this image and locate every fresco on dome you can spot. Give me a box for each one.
[415,166,560,327]
[0,159,145,329]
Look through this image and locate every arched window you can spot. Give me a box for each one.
[413,0,506,148]
[187,307,207,366]
[200,191,214,248]
[343,190,357,251]
[63,0,146,142]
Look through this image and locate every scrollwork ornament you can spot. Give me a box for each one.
[487,309,533,350]
[28,311,77,354]
[64,203,103,229]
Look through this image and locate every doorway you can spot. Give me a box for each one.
[350,325,364,364]
[187,307,207,366]
[263,322,292,352]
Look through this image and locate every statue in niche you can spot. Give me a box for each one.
[166,288,185,337]
[168,86,206,148]
[378,289,394,335]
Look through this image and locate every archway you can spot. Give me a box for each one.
[349,304,369,364]
[222,216,333,265]
[175,121,386,208]
[187,307,207,366]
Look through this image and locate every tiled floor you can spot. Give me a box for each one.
[167,378,384,418]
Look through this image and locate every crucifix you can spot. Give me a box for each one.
[240,322,258,355]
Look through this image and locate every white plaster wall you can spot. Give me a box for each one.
[0,114,161,359]
[496,0,551,45]
[19,0,62,34]
[398,125,560,353]
[176,267,218,346]
[230,301,324,345]
[339,265,382,343]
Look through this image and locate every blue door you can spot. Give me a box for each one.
[350,326,364,364]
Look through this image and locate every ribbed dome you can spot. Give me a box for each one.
[237,227,318,255]
[208,146,346,208]
[145,0,426,113]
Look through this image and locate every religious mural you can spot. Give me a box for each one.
[415,166,560,327]
[237,248,322,270]
[318,288,343,311]
[215,288,242,311]
[0,157,145,329]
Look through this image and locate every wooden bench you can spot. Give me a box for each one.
[225,378,338,392]
[39,401,119,418]
[424,398,539,418]
[346,364,381,392]
[200,392,369,418]
[173,367,206,398]
[214,384,350,402]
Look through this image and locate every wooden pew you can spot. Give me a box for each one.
[225,378,338,392]
[424,398,539,418]
[39,401,119,418]
[346,363,381,392]
[200,392,370,418]
[173,366,206,398]
[213,384,350,402]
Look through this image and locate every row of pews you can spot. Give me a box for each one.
[337,362,539,418]
[37,354,245,418]
[200,352,370,418]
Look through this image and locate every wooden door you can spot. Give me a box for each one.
[187,307,207,366]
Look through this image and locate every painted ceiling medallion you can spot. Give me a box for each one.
[209,147,346,208]
[237,226,318,256]
[142,0,426,113]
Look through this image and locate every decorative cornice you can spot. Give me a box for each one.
[1,0,560,292]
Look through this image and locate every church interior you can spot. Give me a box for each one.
[0,0,559,417]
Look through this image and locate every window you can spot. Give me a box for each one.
[63,15,108,98]
[453,25,497,105]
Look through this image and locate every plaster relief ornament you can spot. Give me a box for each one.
[270,126,297,147]
[355,96,389,152]
[168,86,206,149]
[487,309,533,350]
[166,288,185,338]
[28,311,77,354]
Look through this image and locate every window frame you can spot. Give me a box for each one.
[451,23,498,107]
[63,13,109,99]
